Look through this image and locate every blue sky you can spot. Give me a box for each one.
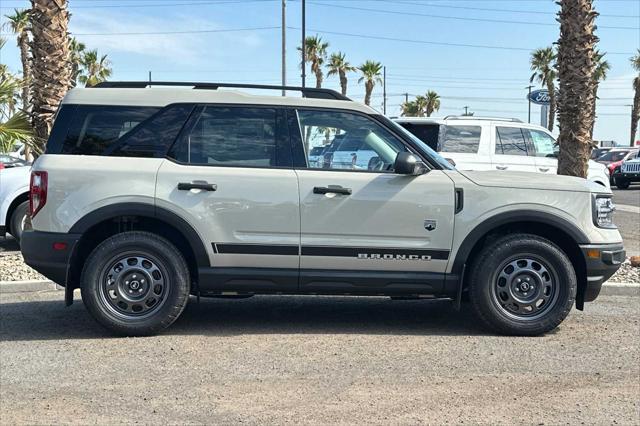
[1,0,638,144]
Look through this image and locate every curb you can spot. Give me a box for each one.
[1,279,638,296]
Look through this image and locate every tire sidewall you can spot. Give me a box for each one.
[81,232,190,335]
[470,236,576,335]
[9,201,28,242]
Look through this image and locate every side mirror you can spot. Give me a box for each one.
[394,152,426,176]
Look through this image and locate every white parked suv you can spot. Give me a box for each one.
[21,82,624,336]
[0,164,31,242]
[394,116,610,188]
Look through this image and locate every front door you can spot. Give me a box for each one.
[155,105,300,292]
[526,128,558,174]
[292,109,456,295]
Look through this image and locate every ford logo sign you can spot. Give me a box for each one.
[528,89,551,106]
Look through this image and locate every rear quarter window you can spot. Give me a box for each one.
[440,125,481,154]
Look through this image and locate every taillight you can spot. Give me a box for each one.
[0,162,4,170]
[30,171,48,218]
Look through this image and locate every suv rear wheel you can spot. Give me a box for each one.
[9,200,28,243]
[80,231,190,336]
[468,234,576,336]
[615,178,630,189]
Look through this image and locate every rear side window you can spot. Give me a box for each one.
[439,125,481,154]
[170,106,278,167]
[56,106,160,155]
[398,123,439,151]
[495,126,528,156]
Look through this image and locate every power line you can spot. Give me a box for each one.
[71,26,280,36]
[306,1,640,30]
[289,26,635,55]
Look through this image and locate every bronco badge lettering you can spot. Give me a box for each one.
[357,253,432,261]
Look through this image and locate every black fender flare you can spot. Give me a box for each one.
[450,210,589,275]
[68,202,210,267]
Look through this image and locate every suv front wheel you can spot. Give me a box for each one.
[468,234,576,336]
[80,231,190,336]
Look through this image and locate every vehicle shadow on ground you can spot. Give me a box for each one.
[0,236,19,253]
[0,295,490,341]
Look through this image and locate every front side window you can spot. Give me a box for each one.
[495,126,528,156]
[297,110,407,172]
[527,129,556,158]
[440,125,481,154]
[171,106,277,167]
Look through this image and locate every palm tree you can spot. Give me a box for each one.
[69,37,86,87]
[401,100,420,117]
[326,52,356,96]
[590,50,610,138]
[555,0,599,178]
[530,47,557,131]
[29,0,72,151]
[413,95,428,117]
[358,60,383,106]
[0,78,32,154]
[78,49,112,87]
[424,90,441,117]
[631,49,640,146]
[299,35,328,89]
[4,9,32,158]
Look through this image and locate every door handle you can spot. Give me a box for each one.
[538,167,550,172]
[495,165,508,170]
[313,185,352,195]
[177,181,217,191]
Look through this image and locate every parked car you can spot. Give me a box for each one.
[612,151,640,189]
[595,148,639,182]
[0,154,30,170]
[590,147,611,160]
[394,116,611,188]
[21,82,623,337]
[0,164,31,242]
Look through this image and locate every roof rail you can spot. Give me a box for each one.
[443,115,523,123]
[91,81,351,101]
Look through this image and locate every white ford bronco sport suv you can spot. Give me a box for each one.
[394,116,611,188]
[21,82,624,336]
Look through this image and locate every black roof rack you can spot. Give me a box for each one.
[91,81,351,101]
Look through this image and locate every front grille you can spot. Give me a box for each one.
[622,162,640,173]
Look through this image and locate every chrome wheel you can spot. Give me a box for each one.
[99,254,168,319]
[492,256,559,320]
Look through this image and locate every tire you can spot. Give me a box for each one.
[615,178,630,189]
[80,231,190,336]
[9,201,28,243]
[468,234,576,336]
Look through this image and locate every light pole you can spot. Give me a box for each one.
[281,0,286,96]
[626,104,635,146]
[383,66,387,115]
[301,0,306,88]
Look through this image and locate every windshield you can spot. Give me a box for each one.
[385,119,455,170]
[598,150,629,162]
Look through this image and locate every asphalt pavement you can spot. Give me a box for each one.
[0,290,638,425]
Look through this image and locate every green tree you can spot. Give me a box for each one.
[299,35,328,89]
[358,60,383,106]
[0,78,32,154]
[530,47,557,131]
[326,52,356,96]
[630,49,640,146]
[78,49,112,87]
[590,50,610,138]
[69,37,86,87]
[424,90,441,117]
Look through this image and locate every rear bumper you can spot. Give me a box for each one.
[580,243,625,302]
[20,230,80,286]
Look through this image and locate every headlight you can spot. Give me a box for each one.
[592,195,616,228]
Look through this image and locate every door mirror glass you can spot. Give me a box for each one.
[394,152,426,175]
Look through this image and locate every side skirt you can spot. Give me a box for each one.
[198,267,459,297]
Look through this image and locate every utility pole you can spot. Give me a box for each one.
[281,0,286,96]
[526,85,533,123]
[383,66,387,115]
[301,0,306,88]
[148,71,152,83]
[464,106,469,116]
[626,104,635,146]
[404,93,409,104]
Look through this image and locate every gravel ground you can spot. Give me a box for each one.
[1,291,638,425]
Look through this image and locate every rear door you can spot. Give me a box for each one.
[155,105,300,292]
[292,109,456,294]
[492,125,537,172]
[439,124,487,170]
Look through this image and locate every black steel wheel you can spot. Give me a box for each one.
[81,231,190,336]
[469,233,576,336]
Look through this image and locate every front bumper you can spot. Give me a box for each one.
[579,243,625,302]
[20,230,81,286]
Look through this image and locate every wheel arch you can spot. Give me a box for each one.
[67,203,209,296]
[453,210,588,308]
